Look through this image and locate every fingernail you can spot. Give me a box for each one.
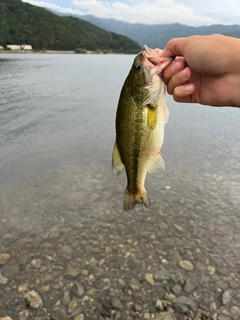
[179,68,188,79]
[171,60,182,72]
[184,83,194,93]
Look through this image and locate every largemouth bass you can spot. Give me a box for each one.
[112,45,172,211]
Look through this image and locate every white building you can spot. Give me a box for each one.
[7,45,22,50]
[21,44,33,50]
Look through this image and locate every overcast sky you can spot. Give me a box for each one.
[22,0,240,26]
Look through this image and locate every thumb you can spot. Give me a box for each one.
[162,37,187,58]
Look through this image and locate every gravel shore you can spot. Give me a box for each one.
[0,165,239,320]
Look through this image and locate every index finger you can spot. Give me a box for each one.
[161,37,187,58]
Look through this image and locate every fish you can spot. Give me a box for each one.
[112,45,172,211]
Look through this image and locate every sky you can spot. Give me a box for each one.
[22,0,240,26]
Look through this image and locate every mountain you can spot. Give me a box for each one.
[0,0,141,53]
[47,9,240,49]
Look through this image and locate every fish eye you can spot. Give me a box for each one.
[135,63,142,71]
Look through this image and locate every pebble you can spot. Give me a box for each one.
[30,259,42,268]
[2,261,20,278]
[0,253,10,265]
[156,299,164,311]
[154,268,171,281]
[172,284,182,295]
[66,262,81,278]
[51,306,68,320]
[177,296,197,311]
[109,297,123,310]
[71,282,85,298]
[222,290,231,305]
[62,290,71,306]
[230,306,240,318]
[207,265,215,275]
[0,317,12,320]
[73,315,84,320]
[24,291,43,309]
[145,273,155,285]
[68,297,78,313]
[179,260,194,271]
[184,278,198,293]
[18,283,28,293]
[0,272,9,285]
[18,310,29,320]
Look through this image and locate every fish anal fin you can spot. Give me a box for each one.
[112,142,124,175]
[123,188,151,211]
[148,152,165,173]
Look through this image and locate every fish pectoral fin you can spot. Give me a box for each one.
[164,104,169,124]
[148,153,165,173]
[112,142,124,175]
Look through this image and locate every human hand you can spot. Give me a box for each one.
[162,35,240,107]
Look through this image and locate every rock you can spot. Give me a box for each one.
[172,302,188,314]
[51,306,68,320]
[177,296,197,311]
[2,261,20,278]
[129,279,141,290]
[71,306,84,317]
[30,259,42,268]
[172,284,182,295]
[179,260,194,271]
[109,297,123,310]
[0,317,12,320]
[155,309,175,320]
[41,273,52,285]
[145,273,155,285]
[24,291,43,309]
[222,290,231,305]
[0,253,10,265]
[173,224,184,232]
[84,308,97,319]
[207,265,215,275]
[71,282,85,298]
[60,245,73,259]
[230,306,240,318]
[73,315,84,320]
[216,280,229,291]
[62,290,71,306]
[184,278,198,293]
[18,310,29,320]
[154,268,171,281]
[0,272,9,285]
[86,288,96,296]
[68,298,78,313]
[18,283,28,293]
[156,299,164,311]
[66,262,81,278]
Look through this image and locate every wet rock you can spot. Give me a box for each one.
[154,268,171,281]
[30,259,42,268]
[172,302,188,314]
[66,262,81,278]
[84,308,97,319]
[145,273,155,285]
[0,272,9,285]
[51,306,68,320]
[24,291,43,309]
[18,283,28,293]
[2,260,20,278]
[0,253,10,265]
[73,315,84,320]
[109,297,123,310]
[179,260,194,271]
[177,296,197,311]
[18,310,29,320]
[71,282,85,298]
[230,306,240,318]
[184,278,198,293]
[71,306,84,317]
[222,290,231,305]
[172,284,182,295]
[68,297,78,314]
[62,290,71,306]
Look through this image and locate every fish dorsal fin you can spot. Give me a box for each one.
[164,104,169,124]
[148,153,165,173]
[112,142,124,175]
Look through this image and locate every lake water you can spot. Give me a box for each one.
[0,53,240,318]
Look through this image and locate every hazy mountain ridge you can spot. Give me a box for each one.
[0,0,141,53]
[47,9,240,48]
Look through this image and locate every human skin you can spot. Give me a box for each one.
[161,34,240,107]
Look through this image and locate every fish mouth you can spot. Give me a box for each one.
[142,45,172,75]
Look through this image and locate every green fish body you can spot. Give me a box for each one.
[112,46,172,211]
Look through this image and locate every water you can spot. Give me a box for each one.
[0,53,240,317]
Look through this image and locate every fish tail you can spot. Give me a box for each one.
[123,187,151,211]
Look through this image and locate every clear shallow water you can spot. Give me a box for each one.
[0,53,240,318]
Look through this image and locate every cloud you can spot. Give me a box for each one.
[72,0,217,25]
[22,0,218,25]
